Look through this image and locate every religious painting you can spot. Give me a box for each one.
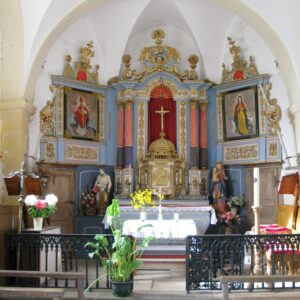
[64,87,99,141]
[222,86,259,141]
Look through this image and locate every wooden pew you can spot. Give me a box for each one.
[0,270,85,300]
[220,274,300,300]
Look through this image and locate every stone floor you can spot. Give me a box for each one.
[62,259,300,300]
[2,260,300,299]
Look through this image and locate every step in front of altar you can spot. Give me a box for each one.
[139,244,186,258]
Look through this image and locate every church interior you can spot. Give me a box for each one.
[1,0,300,298]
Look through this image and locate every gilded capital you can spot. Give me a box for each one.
[190,101,198,110]
[200,101,208,112]
[125,101,134,109]
[117,102,125,111]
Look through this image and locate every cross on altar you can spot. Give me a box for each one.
[155,106,169,135]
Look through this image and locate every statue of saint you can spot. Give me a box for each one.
[94,169,112,214]
[211,162,228,215]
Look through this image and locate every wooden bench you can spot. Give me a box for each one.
[220,274,300,300]
[0,270,85,300]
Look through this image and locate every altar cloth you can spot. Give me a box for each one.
[103,205,216,234]
[122,219,197,239]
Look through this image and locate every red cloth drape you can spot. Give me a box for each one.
[148,96,176,148]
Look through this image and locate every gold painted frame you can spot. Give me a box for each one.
[64,87,99,141]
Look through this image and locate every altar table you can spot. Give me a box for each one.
[122,219,197,239]
[103,205,216,235]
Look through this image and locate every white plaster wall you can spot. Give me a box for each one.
[175,0,234,82]
[21,0,51,78]
[84,0,150,82]
[221,16,297,164]
[241,0,300,89]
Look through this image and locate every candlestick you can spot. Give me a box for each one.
[253,167,260,207]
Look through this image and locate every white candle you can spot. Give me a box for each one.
[253,167,260,207]
[174,213,179,222]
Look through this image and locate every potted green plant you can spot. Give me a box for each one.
[85,199,153,297]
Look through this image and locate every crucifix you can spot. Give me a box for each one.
[155,106,169,137]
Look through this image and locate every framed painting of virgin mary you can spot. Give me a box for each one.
[64,87,99,141]
[222,86,259,141]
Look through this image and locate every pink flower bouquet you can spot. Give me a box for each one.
[24,194,58,218]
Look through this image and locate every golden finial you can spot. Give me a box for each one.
[151,29,165,45]
[227,36,241,58]
[188,55,199,70]
[122,54,132,68]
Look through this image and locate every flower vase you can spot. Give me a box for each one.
[158,204,163,220]
[33,217,43,230]
[231,207,237,217]
[140,208,146,221]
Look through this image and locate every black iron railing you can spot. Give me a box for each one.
[5,232,114,289]
[186,234,300,292]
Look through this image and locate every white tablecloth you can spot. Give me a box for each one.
[103,206,217,229]
[122,219,197,239]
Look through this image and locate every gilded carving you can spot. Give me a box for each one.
[265,98,281,135]
[268,141,278,158]
[45,142,56,160]
[224,144,258,161]
[179,54,199,80]
[190,101,198,110]
[63,41,100,84]
[261,83,282,136]
[120,29,199,82]
[216,93,223,140]
[40,85,55,137]
[221,37,259,83]
[63,55,73,78]
[65,145,99,161]
[200,101,208,112]
[258,88,266,134]
[179,102,187,160]
[57,86,64,136]
[99,94,105,141]
[137,102,146,161]
[154,168,169,186]
[135,77,189,101]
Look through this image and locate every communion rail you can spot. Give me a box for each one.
[4,232,118,290]
[186,234,300,293]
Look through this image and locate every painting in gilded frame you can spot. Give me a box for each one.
[64,87,99,141]
[222,86,259,141]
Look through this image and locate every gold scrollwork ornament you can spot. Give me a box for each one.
[40,86,55,137]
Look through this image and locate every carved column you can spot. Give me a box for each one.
[117,103,125,168]
[190,100,199,168]
[124,101,134,167]
[200,101,208,169]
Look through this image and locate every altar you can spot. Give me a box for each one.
[122,219,197,239]
[103,201,216,236]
